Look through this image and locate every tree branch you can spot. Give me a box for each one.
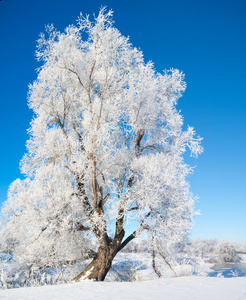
[88,60,96,92]
[117,231,136,252]
[57,65,88,100]
[127,206,139,212]
[155,240,177,277]
[75,223,91,231]
[140,144,161,154]
[135,129,145,157]
[152,245,162,278]
[117,211,151,252]
[89,154,100,213]
[98,193,110,209]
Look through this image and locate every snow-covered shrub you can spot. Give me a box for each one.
[182,239,217,260]
[0,259,91,289]
[172,260,194,276]
[215,240,240,263]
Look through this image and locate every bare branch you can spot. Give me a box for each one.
[125,134,137,146]
[155,241,177,277]
[140,144,161,154]
[135,129,145,157]
[57,65,88,98]
[89,154,99,212]
[117,211,151,252]
[100,193,110,207]
[127,206,139,212]
[152,244,162,277]
[75,223,91,231]
[88,60,96,92]
[117,231,136,252]
[72,123,85,151]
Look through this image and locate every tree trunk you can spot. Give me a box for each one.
[73,208,134,281]
[73,245,117,281]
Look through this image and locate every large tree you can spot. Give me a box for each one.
[0,8,202,281]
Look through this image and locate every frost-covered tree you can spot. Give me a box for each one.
[0,8,203,281]
[184,239,217,259]
[216,240,240,263]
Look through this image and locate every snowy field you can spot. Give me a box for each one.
[0,276,245,300]
[1,251,246,299]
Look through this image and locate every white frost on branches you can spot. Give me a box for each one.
[0,7,203,276]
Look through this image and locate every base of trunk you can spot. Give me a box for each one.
[73,246,115,281]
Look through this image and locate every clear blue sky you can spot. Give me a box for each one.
[0,0,245,243]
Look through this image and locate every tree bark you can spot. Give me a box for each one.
[73,245,117,281]
[73,226,135,281]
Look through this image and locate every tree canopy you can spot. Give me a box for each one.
[0,8,203,281]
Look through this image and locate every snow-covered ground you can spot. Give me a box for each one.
[0,276,245,300]
[1,251,246,299]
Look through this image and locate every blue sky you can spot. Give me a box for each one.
[0,0,245,243]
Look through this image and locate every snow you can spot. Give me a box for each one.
[0,277,245,300]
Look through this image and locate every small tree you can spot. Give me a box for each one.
[0,8,202,281]
[216,240,240,263]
